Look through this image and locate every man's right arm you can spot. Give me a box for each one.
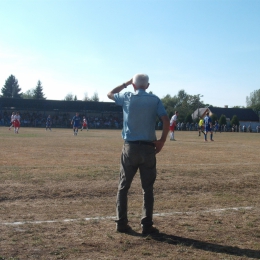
[107,79,132,100]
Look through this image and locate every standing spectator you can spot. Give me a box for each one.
[8,112,15,131]
[107,74,169,235]
[214,120,220,133]
[203,112,214,141]
[169,111,178,141]
[71,112,81,135]
[46,115,52,131]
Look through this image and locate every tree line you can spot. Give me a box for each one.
[1,74,260,123]
[0,75,100,102]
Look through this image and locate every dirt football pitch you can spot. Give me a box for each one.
[0,127,260,260]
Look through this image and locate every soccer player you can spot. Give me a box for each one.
[198,116,204,136]
[80,116,88,131]
[107,74,169,235]
[203,112,214,141]
[169,111,178,141]
[71,112,81,135]
[13,112,21,134]
[46,115,52,131]
[8,112,15,131]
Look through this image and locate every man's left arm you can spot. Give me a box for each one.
[154,115,170,154]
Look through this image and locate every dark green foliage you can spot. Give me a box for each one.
[211,113,218,124]
[64,93,73,101]
[185,114,193,123]
[33,80,46,99]
[1,75,22,98]
[246,89,260,110]
[22,89,34,99]
[231,115,239,126]
[219,114,227,126]
[161,91,207,122]
[91,92,99,102]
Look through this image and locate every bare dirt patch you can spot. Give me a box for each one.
[0,127,260,259]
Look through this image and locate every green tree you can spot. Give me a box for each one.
[161,90,206,123]
[64,93,73,101]
[1,75,22,98]
[33,80,46,99]
[22,89,34,99]
[219,114,227,126]
[211,113,218,124]
[90,92,99,101]
[161,94,178,118]
[83,92,90,101]
[230,115,239,126]
[185,114,193,123]
[246,89,260,112]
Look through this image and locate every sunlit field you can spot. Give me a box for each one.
[0,126,260,260]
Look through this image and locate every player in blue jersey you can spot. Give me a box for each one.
[71,112,81,135]
[204,112,214,141]
[46,115,52,131]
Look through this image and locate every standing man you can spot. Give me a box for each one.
[169,111,178,141]
[204,112,214,141]
[46,115,52,131]
[71,112,81,135]
[198,116,204,136]
[107,74,169,235]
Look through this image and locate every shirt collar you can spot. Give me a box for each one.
[135,89,146,95]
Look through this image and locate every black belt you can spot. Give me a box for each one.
[124,141,155,147]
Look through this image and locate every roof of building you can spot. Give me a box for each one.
[0,97,122,113]
[192,107,259,122]
[208,107,259,122]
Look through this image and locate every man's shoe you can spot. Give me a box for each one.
[142,226,159,235]
[116,224,132,233]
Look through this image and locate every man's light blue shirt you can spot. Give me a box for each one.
[114,89,167,141]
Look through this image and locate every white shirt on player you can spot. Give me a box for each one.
[170,114,177,126]
[11,114,15,122]
[14,114,21,122]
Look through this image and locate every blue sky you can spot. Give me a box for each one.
[0,0,259,108]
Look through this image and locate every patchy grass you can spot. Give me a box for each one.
[0,127,260,259]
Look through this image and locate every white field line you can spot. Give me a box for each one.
[1,206,253,226]
[0,162,259,168]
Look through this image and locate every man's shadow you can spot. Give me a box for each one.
[128,230,260,259]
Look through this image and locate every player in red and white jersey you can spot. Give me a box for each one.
[81,116,88,131]
[13,112,21,134]
[169,111,178,141]
[9,112,15,131]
